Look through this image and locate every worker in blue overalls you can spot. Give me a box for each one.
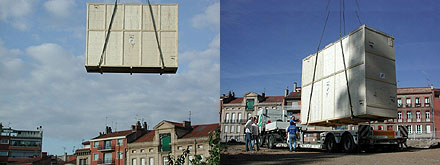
[286,120,299,152]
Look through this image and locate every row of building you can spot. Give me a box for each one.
[0,120,219,165]
[75,120,218,165]
[219,83,440,142]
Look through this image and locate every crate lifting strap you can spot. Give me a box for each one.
[147,0,166,75]
[97,0,118,74]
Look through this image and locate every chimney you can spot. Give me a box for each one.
[284,88,289,97]
[143,122,147,129]
[64,152,67,162]
[293,82,297,92]
[184,121,191,128]
[262,92,265,98]
[131,125,136,131]
[105,126,112,134]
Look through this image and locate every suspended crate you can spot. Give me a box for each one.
[301,25,397,126]
[85,3,178,74]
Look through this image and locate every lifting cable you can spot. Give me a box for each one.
[355,0,362,25]
[338,0,355,118]
[98,0,118,74]
[306,0,331,125]
[146,0,166,75]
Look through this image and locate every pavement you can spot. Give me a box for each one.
[221,144,440,165]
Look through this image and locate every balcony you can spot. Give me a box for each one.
[98,145,115,151]
[406,104,411,108]
[425,103,430,107]
[98,159,114,164]
[398,119,402,122]
[284,104,300,111]
[415,103,421,107]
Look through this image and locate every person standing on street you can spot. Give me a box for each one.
[286,121,298,152]
[251,117,260,151]
[245,116,254,151]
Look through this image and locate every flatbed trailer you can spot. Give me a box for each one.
[296,124,408,152]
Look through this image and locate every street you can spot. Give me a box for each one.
[221,144,440,165]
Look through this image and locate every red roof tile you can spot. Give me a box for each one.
[262,96,284,102]
[92,130,133,140]
[133,122,220,143]
[286,91,301,98]
[228,98,243,104]
[82,141,90,145]
[182,123,219,139]
[133,130,155,142]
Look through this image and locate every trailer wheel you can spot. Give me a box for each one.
[268,135,275,149]
[325,134,337,153]
[341,134,356,153]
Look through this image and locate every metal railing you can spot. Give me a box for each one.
[97,159,114,164]
[98,145,115,151]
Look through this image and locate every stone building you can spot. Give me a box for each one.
[220,92,284,142]
[126,120,219,165]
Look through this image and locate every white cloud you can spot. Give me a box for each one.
[192,2,220,31]
[0,0,34,30]
[0,33,219,148]
[44,0,77,18]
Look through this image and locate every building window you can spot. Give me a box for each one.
[141,149,145,153]
[94,153,99,161]
[397,98,402,107]
[248,113,252,120]
[426,111,431,121]
[397,112,402,122]
[0,139,8,144]
[427,125,431,134]
[224,126,228,133]
[104,153,112,164]
[238,113,242,122]
[117,139,123,145]
[159,133,171,152]
[188,145,193,149]
[425,97,430,107]
[237,125,241,133]
[408,125,413,134]
[149,148,154,152]
[232,113,236,123]
[231,125,235,133]
[132,158,137,165]
[141,158,146,165]
[94,141,99,148]
[416,111,421,122]
[406,98,411,107]
[163,156,169,165]
[117,152,123,159]
[415,97,421,107]
[246,99,254,110]
[416,125,422,134]
[197,145,203,149]
[0,151,8,156]
[225,113,230,123]
[177,146,183,150]
[407,111,411,122]
[149,157,154,165]
[104,140,112,149]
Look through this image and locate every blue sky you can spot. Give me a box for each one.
[221,0,440,96]
[0,0,219,155]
